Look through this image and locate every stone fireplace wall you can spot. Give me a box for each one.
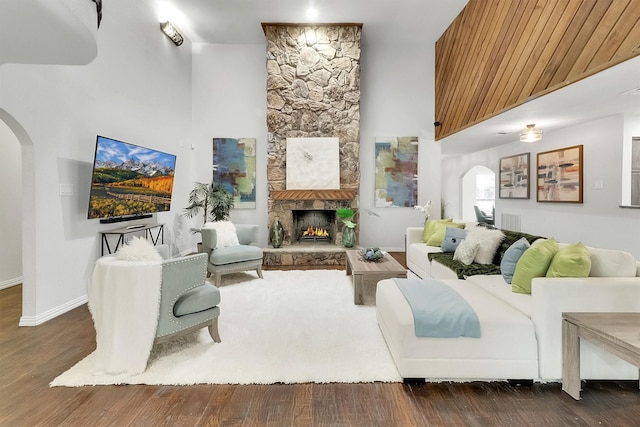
[263,23,362,246]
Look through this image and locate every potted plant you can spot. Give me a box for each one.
[336,207,358,248]
[184,181,234,228]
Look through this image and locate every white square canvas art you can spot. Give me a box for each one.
[286,137,340,190]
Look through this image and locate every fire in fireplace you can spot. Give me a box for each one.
[293,210,335,243]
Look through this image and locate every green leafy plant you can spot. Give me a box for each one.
[183,181,234,226]
[336,207,358,229]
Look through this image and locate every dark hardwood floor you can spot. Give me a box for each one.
[2,257,640,426]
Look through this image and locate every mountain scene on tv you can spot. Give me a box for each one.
[88,137,177,219]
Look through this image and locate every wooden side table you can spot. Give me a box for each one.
[562,312,640,400]
[345,250,407,305]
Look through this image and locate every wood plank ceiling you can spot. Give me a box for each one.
[434,0,640,140]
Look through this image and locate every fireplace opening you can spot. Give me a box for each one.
[293,210,335,244]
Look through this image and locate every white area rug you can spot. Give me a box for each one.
[51,269,402,386]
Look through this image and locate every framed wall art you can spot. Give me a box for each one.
[374,136,418,207]
[536,145,583,203]
[499,152,530,199]
[212,137,257,209]
[286,137,340,190]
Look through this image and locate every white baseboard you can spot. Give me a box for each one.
[19,294,88,327]
[0,276,22,290]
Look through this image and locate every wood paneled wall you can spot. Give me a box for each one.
[434,0,640,140]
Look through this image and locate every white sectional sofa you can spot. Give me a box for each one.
[376,226,640,381]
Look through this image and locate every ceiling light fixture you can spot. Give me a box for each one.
[520,124,542,143]
[160,21,184,46]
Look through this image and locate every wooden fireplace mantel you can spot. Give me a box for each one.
[270,190,357,201]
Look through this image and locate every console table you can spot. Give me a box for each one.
[562,312,640,400]
[100,223,164,256]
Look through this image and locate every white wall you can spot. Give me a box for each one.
[443,114,640,258]
[190,41,444,252]
[0,0,194,324]
[191,43,269,248]
[0,120,22,288]
[359,43,442,250]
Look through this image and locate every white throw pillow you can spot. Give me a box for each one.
[453,239,479,265]
[465,227,505,264]
[203,221,240,248]
[115,237,163,262]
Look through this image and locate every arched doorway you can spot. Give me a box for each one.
[461,165,495,222]
[0,109,36,325]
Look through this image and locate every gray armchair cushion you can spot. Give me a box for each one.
[210,245,263,265]
[235,224,259,245]
[173,284,221,317]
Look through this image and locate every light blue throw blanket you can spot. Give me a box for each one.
[394,279,481,338]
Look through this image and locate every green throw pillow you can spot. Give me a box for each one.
[426,222,465,246]
[422,218,453,243]
[546,242,591,278]
[511,238,559,295]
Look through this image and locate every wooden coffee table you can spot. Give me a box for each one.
[562,312,640,400]
[345,250,407,305]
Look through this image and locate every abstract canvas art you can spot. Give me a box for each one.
[212,138,256,209]
[499,153,530,199]
[374,136,418,208]
[536,145,583,203]
[286,137,340,190]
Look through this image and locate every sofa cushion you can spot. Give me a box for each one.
[587,246,637,277]
[512,238,559,294]
[500,237,530,284]
[422,219,453,243]
[465,227,505,264]
[495,230,547,265]
[210,245,263,265]
[453,239,479,265]
[546,242,591,278]
[203,221,240,248]
[426,222,465,247]
[465,275,533,318]
[441,227,468,253]
[174,284,221,317]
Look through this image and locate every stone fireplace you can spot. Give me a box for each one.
[262,23,362,266]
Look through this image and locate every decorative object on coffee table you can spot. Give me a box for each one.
[359,247,384,262]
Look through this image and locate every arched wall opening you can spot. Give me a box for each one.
[0,108,36,325]
[460,165,495,222]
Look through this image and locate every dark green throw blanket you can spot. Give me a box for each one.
[428,229,546,279]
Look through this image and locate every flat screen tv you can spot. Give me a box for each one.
[87,135,177,223]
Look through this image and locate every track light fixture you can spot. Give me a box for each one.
[160,21,184,46]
